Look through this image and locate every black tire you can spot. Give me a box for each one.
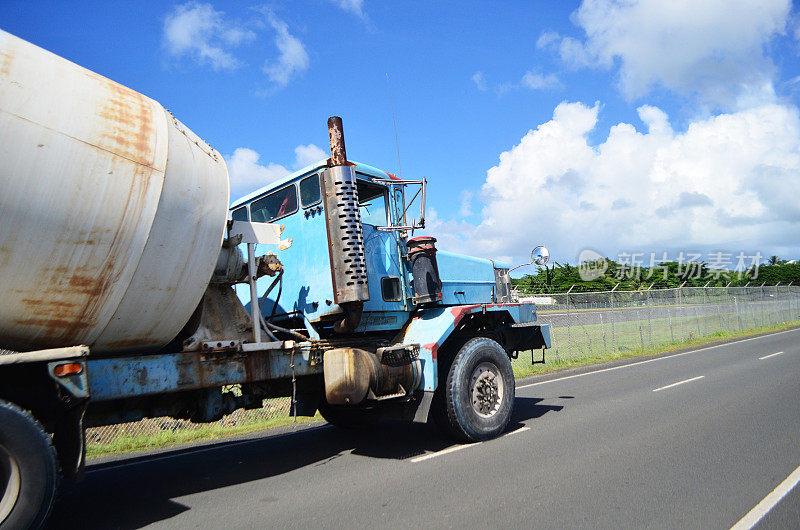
[317,399,379,430]
[0,400,59,530]
[437,337,515,442]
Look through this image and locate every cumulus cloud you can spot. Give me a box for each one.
[163,2,254,70]
[294,144,327,167]
[227,148,291,198]
[550,0,791,105]
[262,13,309,87]
[434,100,800,266]
[472,71,488,91]
[227,144,327,198]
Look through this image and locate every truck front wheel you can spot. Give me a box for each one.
[436,337,515,442]
[0,400,59,530]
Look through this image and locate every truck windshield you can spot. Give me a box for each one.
[357,180,387,227]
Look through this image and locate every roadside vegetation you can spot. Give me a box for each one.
[86,412,322,459]
[512,258,800,293]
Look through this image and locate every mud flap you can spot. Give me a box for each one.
[500,322,551,352]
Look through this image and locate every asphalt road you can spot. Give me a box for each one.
[48,328,800,529]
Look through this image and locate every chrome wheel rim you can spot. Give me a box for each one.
[0,444,20,524]
[470,361,504,418]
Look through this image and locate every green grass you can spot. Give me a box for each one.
[512,318,800,379]
[86,413,322,459]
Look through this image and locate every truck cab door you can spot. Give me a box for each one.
[356,179,409,330]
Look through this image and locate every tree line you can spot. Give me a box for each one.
[511,258,800,294]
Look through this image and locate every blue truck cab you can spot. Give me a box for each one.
[226,120,551,441]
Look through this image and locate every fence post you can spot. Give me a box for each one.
[646,287,653,348]
[735,294,742,331]
[694,304,701,338]
[610,288,617,353]
[600,313,607,355]
[679,283,685,341]
[566,291,572,360]
[668,304,674,343]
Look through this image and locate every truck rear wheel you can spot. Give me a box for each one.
[436,337,515,442]
[0,401,59,530]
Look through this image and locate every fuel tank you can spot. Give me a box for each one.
[0,31,229,354]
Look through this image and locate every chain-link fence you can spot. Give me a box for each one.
[85,285,800,453]
[86,396,294,453]
[515,285,800,364]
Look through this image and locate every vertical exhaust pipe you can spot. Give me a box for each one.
[321,117,369,333]
[327,116,347,166]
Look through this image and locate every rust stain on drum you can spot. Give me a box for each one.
[13,163,158,348]
[96,78,155,168]
[0,46,14,77]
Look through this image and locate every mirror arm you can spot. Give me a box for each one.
[419,178,426,228]
[508,261,534,273]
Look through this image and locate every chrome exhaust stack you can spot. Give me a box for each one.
[321,117,370,333]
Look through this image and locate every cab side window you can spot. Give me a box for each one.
[300,174,321,207]
[231,206,248,222]
[357,180,388,227]
[250,184,298,222]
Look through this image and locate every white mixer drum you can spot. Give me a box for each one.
[0,31,229,354]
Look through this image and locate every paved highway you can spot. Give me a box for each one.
[48,328,800,529]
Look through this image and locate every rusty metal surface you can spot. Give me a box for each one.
[87,343,322,402]
[327,116,347,166]
[0,31,228,354]
[323,346,420,405]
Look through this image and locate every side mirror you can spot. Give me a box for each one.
[531,245,550,266]
[509,244,550,272]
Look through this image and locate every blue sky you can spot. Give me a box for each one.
[3,1,800,271]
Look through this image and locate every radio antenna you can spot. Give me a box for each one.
[386,73,402,178]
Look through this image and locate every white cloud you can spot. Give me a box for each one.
[163,2,254,70]
[331,0,365,18]
[458,190,474,217]
[521,71,560,90]
[496,70,560,95]
[536,31,559,49]
[227,148,291,198]
[554,0,791,105]
[227,144,327,199]
[472,71,488,91]
[262,13,309,87]
[294,144,327,167]
[433,100,800,266]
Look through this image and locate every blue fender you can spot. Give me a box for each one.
[395,303,544,391]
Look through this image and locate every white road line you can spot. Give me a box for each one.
[730,463,800,530]
[517,327,800,390]
[505,426,531,436]
[652,375,705,392]
[409,444,472,463]
[410,427,530,463]
[759,351,784,360]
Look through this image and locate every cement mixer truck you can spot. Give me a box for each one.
[0,30,551,529]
